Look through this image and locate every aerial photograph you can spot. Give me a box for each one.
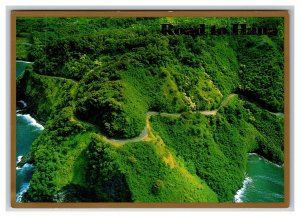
[15,16,285,204]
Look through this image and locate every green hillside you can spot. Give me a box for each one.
[17,17,284,202]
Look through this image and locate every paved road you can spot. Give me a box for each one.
[37,73,285,145]
[102,94,237,145]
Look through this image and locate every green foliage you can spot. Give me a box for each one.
[63,54,96,81]
[151,96,283,202]
[197,37,240,96]
[151,113,241,202]
[16,32,33,60]
[24,111,94,201]
[18,17,251,138]
[242,100,284,163]
[85,134,132,201]
[237,35,284,112]
[17,17,284,202]
[116,141,218,202]
[17,68,78,123]
[45,107,85,139]
[75,68,146,138]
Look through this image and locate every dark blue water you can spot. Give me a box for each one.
[16,61,44,202]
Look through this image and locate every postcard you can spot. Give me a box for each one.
[11,10,290,208]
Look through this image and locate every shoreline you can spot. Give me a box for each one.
[234,175,252,203]
[16,106,44,202]
[247,153,284,168]
[17,113,45,130]
[16,60,33,64]
[233,153,284,203]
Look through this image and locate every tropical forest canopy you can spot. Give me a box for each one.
[16,16,284,203]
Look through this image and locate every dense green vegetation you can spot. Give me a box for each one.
[237,35,284,112]
[85,134,218,202]
[151,95,283,201]
[17,17,284,203]
[16,34,32,60]
[23,107,89,201]
[17,65,78,123]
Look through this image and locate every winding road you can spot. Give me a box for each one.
[102,94,237,145]
[19,68,283,146]
[101,93,284,145]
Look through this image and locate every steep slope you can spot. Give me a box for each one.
[16,17,284,203]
